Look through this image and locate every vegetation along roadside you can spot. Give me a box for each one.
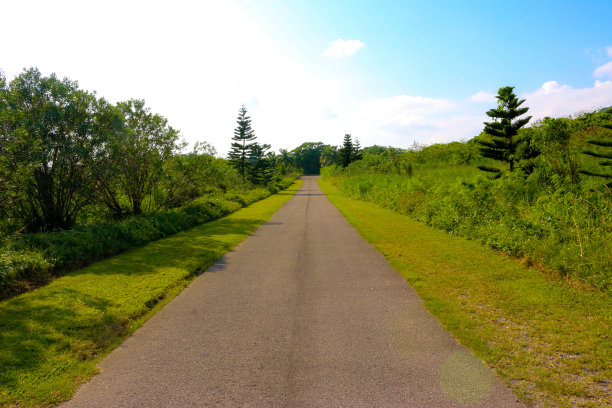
[0,180,302,408]
[319,178,611,408]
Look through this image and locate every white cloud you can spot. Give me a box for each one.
[594,61,612,78]
[340,79,612,148]
[607,46,612,57]
[469,91,496,103]
[361,95,453,116]
[323,39,365,58]
[540,81,572,94]
[523,80,612,119]
[3,1,611,155]
[337,94,484,147]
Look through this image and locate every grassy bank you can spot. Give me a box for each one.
[0,178,296,300]
[323,165,611,292]
[0,180,302,407]
[319,178,611,408]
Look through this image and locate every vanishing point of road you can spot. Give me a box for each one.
[61,176,524,407]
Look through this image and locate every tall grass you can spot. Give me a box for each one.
[323,166,611,291]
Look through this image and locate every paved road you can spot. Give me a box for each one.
[61,176,524,407]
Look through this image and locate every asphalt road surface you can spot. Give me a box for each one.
[61,176,524,407]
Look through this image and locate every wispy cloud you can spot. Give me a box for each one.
[607,46,612,57]
[335,79,612,148]
[594,61,612,78]
[523,80,612,118]
[324,39,365,58]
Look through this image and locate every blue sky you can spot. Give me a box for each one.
[2,0,612,154]
[242,0,612,96]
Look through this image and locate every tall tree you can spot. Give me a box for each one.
[228,105,257,180]
[337,134,354,168]
[248,143,274,185]
[96,99,181,217]
[477,86,532,175]
[0,68,121,230]
[277,148,296,175]
[352,137,362,162]
[292,142,324,174]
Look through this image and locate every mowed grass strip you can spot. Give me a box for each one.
[0,180,302,408]
[319,179,611,408]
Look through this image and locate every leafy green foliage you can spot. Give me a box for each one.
[0,68,122,230]
[0,183,298,299]
[157,142,240,209]
[319,144,338,167]
[578,124,612,187]
[96,99,182,217]
[0,69,298,298]
[320,178,611,408]
[276,148,297,175]
[534,117,580,183]
[322,111,612,291]
[292,142,324,174]
[0,180,301,407]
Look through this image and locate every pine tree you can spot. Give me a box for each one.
[477,86,532,175]
[228,105,257,180]
[247,143,272,185]
[578,124,612,187]
[337,134,354,168]
[352,137,362,162]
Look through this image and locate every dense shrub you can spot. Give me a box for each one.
[0,251,52,297]
[0,182,296,299]
[323,157,611,292]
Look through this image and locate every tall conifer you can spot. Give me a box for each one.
[477,86,532,174]
[228,105,257,180]
[337,134,354,168]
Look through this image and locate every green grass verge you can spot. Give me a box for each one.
[319,178,611,408]
[0,180,302,408]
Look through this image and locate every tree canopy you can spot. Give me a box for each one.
[292,142,324,174]
[0,68,121,230]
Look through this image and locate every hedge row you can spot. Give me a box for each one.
[0,179,295,299]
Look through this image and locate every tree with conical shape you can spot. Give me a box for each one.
[228,105,257,181]
[578,124,612,187]
[477,86,532,175]
[352,137,362,162]
[247,142,274,185]
[337,134,354,167]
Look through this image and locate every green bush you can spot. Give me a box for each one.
[0,251,52,297]
[324,167,611,292]
[0,184,298,299]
